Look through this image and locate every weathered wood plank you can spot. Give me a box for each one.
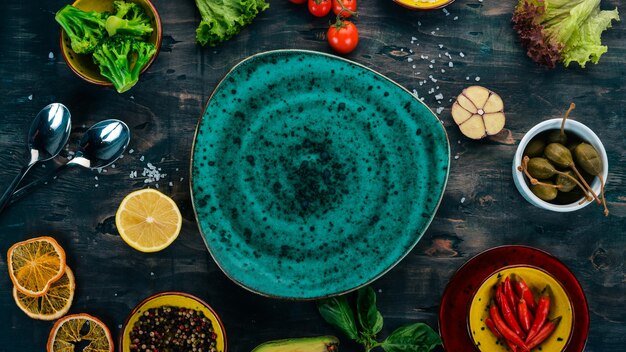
[0,0,624,351]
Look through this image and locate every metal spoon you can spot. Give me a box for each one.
[0,103,71,212]
[9,119,131,205]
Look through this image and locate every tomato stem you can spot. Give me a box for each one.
[336,0,357,19]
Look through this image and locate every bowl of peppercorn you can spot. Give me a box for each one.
[120,292,227,352]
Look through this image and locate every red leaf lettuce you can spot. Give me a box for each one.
[512,0,619,68]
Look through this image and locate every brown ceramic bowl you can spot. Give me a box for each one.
[59,0,162,87]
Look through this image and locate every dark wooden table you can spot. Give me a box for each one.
[1,0,624,351]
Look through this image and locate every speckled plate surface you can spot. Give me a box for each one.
[190,50,450,300]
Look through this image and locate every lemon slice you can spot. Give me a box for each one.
[116,188,182,252]
[47,313,113,352]
[7,236,67,297]
[13,267,75,320]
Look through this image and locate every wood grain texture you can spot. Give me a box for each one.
[0,0,624,351]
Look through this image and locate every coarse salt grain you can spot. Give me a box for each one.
[475,76,481,81]
[436,107,445,114]
[48,52,54,59]
[460,52,465,57]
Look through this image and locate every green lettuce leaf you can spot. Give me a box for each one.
[194,0,269,47]
[513,0,619,68]
[563,7,619,67]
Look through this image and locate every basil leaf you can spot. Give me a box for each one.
[381,323,442,352]
[357,286,384,336]
[317,296,359,340]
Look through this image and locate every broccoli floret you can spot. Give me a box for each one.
[92,36,156,93]
[111,0,136,18]
[55,5,107,54]
[105,1,154,37]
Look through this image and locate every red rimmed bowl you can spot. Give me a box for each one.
[59,0,162,88]
[120,291,227,352]
[439,246,589,352]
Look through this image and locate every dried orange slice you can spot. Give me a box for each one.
[47,313,113,352]
[13,266,75,320]
[115,188,182,252]
[7,236,66,297]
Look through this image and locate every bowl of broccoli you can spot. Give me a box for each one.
[56,0,162,93]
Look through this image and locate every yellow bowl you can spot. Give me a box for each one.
[468,266,573,352]
[393,0,455,11]
[120,292,227,352]
[59,0,162,87]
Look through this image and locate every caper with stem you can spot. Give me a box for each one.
[526,157,591,200]
[556,170,578,192]
[546,102,576,144]
[575,143,608,216]
[531,181,559,201]
[544,143,601,205]
[518,156,562,189]
[524,139,546,158]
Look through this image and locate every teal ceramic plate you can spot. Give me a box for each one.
[191,50,450,299]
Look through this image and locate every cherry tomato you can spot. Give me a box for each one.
[308,0,332,17]
[327,20,358,55]
[289,0,307,4]
[332,0,357,18]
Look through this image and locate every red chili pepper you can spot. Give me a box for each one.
[506,339,519,352]
[525,288,551,343]
[526,316,561,349]
[513,274,538,313]
[497,284,526,339]
[489,300,529,352]
[487,315,517,351]
[504,276,519,316]
[485,317,503,339]
[518,298,534,332]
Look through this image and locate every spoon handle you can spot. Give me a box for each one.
[0,164,34,213]
[9,163,71,205]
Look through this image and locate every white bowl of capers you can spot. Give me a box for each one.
[513,108,609,215]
